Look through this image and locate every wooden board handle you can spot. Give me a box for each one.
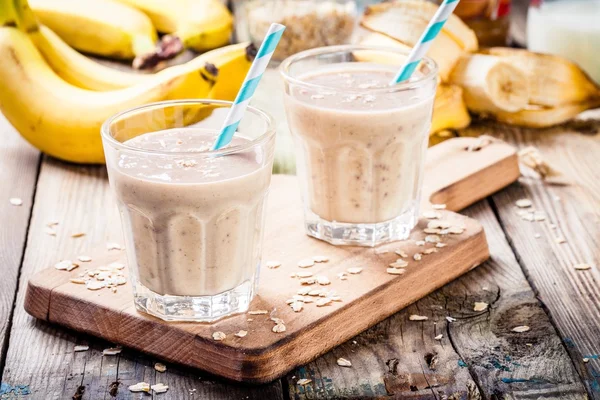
[422,137,520,212]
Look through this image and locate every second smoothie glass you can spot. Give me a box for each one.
[280,45,437,246]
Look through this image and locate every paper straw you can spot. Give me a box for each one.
[211,23,286,150]
[390,0,460,85]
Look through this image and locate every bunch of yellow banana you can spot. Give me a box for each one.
[0,0,253,163]
[16,0,233,68]
[358,0,600,130]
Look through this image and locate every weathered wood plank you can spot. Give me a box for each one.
[0,115,39,373]
[461,115,600,398]
[1,156,284,399]
[286,200,587,399]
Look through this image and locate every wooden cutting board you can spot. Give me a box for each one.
[24,137,519,383]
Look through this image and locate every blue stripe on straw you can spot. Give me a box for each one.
[422,21,445,43]
[211,23,285,150]
[395,61,420,83]
[256,28,285,58]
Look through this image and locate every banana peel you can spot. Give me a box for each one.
[493,100,600,128]
[432,84,471,134]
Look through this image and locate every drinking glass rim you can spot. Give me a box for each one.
[101,99,276,157]
[279,44,438,94]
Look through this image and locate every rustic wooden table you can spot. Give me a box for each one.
[2,5,600,398]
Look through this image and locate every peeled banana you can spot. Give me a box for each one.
[27,0,157,61]
[482,47,600,107]
[0,27,251,163]
[364,0,478,52]
[432,84,471,134]
[493,100,600,128]
[449,54,529,113]
[113,0,233,60]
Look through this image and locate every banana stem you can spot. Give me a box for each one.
[1,0,18,27]
[11,0,39,32]
[132,34,183,70]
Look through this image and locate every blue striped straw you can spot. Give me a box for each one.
[391,0,461,85]
[211,23,286,150]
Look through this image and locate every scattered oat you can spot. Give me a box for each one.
[212,331,226,341]
[512,325,530,333]
[71,232,86,238]
[69,278,86,284]
[446,316,456,323]
[300,277,316,285]
[290,273,297,278]
[128,382,150,393]
[415,240,426,246]
[337,358,352,367]
[297,379,312,386]
[107,242,123,251]
[555,237,567,244]
[248,310,268,315]
[447,226,465,234]
[389,259,408,268]
[151,383,169,394]
[272,323,286,333]
[313,255,329,263]
[78,255,92,262]
[409,315,428,321]
[533,212,546,221]
[296,271,313,278]
[298,259,315,268]
[428,220,451,230]
[154,363,167,372]
[316,276,331,285]
[176,159,197,168]
[583,358,590,363]
[308,289,322,296]
[574,263,591,271]
[516,199,532,208]
[395,250,408,258]
[386,268,405,275]
[311,94,324,100]
[55,260,78,271]
[291,302,304,312]
[423,211,440,219]
[298,287,310,295]
[534,233,541,239]
[424,228,441,234]
[316,298,332,307]
[423,248,437,255]
[434,334,443,341]
[74,345,89,352]
[265,260,281,269]
[413,253,422,261]
[347,267,363,274]
[432,204,446,210]
[102,347,122,356]
[435,242,448,249]
[247,318,254,322]
[375,249,389,254]
[44,227,57,236]
[473,302,488,312]
[108,262,125,270]
[235,330,248,338]
[425,235,441,243]
[9,198,22,206]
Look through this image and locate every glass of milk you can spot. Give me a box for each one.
[280,45,438,246]
[101,100,276,322]
[527,0,600,83]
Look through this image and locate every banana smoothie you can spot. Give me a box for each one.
[282,56,437,245]
[108,129,272,298]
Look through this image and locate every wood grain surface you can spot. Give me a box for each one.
[23,135,519,383]
[461,115,600,399]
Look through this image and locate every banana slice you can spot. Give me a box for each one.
[354,32,410,65]
[363,0,478,51]
[360,14,463,81]
[482,47,600,107]
[450,54,529,113]
[493,100,600,128]
[432,84,471,134]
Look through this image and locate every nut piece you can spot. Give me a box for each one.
[129,382,150,393]
[511,325,530,333]
[473,302,488,312]
[337,357,352,367]
[154,363,167,372]
[212,331,226,341]
[409,315,428,321]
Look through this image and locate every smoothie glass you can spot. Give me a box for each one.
[280,45,437,246]
[101,100,276,322]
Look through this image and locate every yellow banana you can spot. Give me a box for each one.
[493,100,600,128]
[113,0,233,59]
[0,27,250,163]
[363,0,478,52]
[432,84,471,134]
[27,0,157,60]
[482,47,600,107]
[1,0,18,27]
[449,54,529,113]
[360,12,463,81]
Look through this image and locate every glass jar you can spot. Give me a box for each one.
[527,0,600,83]
[233,0,357,61]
